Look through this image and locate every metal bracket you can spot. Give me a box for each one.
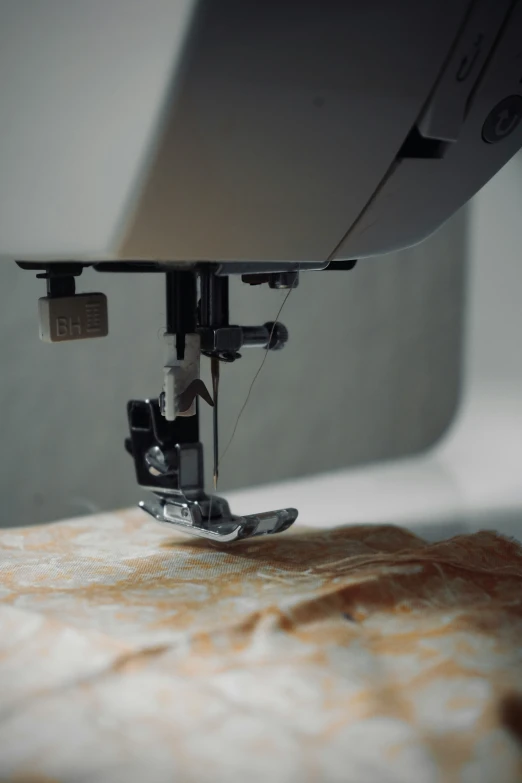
[123,269,300,544]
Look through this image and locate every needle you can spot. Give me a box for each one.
[211,356,220,491]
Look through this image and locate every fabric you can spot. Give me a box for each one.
[0,511,521,783]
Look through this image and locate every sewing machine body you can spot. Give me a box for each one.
[2,0,522,539]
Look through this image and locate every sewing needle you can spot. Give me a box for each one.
[211,356,220,491]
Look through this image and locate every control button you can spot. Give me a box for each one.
[482,95,522,143]
[418,0,512,142]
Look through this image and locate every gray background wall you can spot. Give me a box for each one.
[0,209,466,526]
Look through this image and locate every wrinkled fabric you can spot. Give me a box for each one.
[0,510,521,783]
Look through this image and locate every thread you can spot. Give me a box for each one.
[218,284,295,471]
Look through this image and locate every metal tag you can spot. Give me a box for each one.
[38,293,108,343]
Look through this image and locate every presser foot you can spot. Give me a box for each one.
[139,491,298,543]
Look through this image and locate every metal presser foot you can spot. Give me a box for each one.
[140,493,298,544]
[125,397,297,543]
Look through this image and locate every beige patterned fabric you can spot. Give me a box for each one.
[0,510,522,782]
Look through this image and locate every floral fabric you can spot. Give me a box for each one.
[0,510,521,782]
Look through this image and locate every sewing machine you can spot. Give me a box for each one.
[2,0,522,542]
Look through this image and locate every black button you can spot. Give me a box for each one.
[482,95,522,144]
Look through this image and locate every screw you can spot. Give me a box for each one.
[145,445,168,477]
[269,271,299,290]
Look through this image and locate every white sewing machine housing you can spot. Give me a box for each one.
[0,0,521,266]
